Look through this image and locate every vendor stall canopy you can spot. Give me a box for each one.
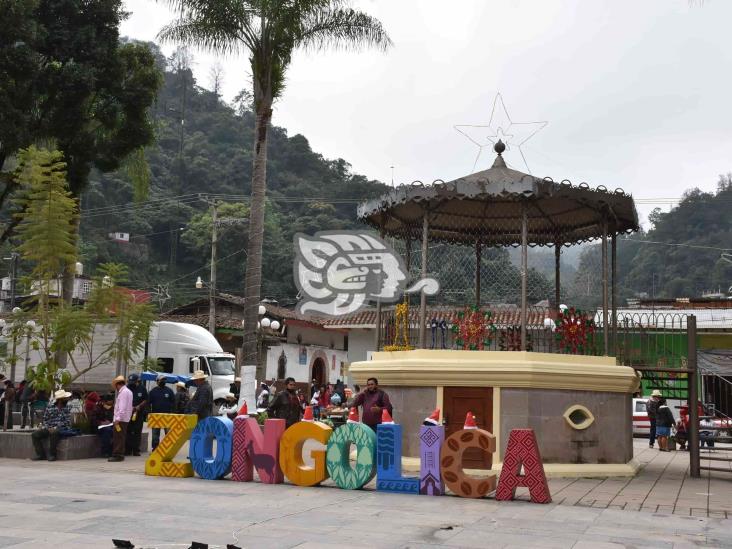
[357,141,639,247]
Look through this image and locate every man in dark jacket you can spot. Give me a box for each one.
[646,389,661,449]
[186,370,213,420]
[267,377,302,427]
[125,373,148,456]
[174,382,190,413]
[88,393,115,457]
[148,374,176,450]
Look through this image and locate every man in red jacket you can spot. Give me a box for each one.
[348,377,392,431]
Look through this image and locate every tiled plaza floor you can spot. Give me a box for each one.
[0,438,730,547]
[547,440,732,518]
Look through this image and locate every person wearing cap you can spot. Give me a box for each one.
[347,377,393,432]
[646,389,662,449]
[174,381,190,413]
[266,377,302,428]
[109,375,133,462]
[125,373,148,456]
[148,374,175,451]
[31,389,72,461]
[219,393,239,419]
[88,393,115,458]
[230,377,241,400]
[185,370,213,420]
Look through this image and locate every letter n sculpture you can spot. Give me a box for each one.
[232,417,285,484]
[495,429,551,504]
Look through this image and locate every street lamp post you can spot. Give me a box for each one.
[23,320,36,377]
[243,304,279,381]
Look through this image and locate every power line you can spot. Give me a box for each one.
[630,240,732,252]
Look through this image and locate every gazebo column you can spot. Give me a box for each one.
[554,241,561,310]
[611,230,617,355]
[375,221,385,351]
[601,217,609,355]
[419,212,429,349]
[475,239,481,308]
[520,202,528,351]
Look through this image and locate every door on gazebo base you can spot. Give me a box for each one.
[443,387,493,469]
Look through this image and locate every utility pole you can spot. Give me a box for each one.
[3,252,19,310]
[209,200,218,335]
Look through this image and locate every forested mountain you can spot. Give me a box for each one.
[73,45,732,312]
[78,45,388,310]
[567,177,732,309]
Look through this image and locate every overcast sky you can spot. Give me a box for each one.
[121,0,732,226]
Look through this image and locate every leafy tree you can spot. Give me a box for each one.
[12,146,76,391]
[157,0,391,375]
[53,263,156,383]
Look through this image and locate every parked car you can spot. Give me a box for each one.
[632,398,651,436]
[632,396,683,436]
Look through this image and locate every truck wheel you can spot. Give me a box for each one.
[213,399,225,416]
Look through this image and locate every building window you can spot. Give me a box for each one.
[277,350,287,380]
[157,358,174,374]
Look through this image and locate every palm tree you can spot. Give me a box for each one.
[158,1,391,378]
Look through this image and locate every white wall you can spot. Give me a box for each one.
[285,324,346,349]
[264,342,348,385]
[343,328,375,364]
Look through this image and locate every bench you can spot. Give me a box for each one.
[0,430,149,460]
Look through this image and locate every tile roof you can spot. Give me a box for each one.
[323,305,550,328]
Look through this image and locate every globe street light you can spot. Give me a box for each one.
[193,276,215,334]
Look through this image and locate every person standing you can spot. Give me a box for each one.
[174,382,190,413]
[2,380,16,431]
[218,393,239,419]
[256,382,271,410]
[125,373,148,456]
[148,374,175,451]
[646,389,662,449]
[230,377,241,400]
[31,389,72,461]
[109,375,133,462]
[88,394,115,458]
[185,370,213,420]
[19,381,35,429]
[348,377,393,431]
[655,397,675,452]
[266,377,302,427]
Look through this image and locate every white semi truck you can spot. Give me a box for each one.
[3,321,237,406]
[144,321,236,404]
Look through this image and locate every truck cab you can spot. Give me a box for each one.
[146,321,235,405]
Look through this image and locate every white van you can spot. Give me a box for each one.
[145,321,236,406]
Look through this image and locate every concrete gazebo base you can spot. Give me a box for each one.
[350,350,641,478]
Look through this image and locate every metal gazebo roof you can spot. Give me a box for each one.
[357,146,639,247]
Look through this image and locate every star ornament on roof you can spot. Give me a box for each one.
[455,93,547,173]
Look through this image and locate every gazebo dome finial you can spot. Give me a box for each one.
[494,139,506,155]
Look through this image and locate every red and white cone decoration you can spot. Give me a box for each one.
[237,401,249,417]
[347,407,360,424]
[464,411,478,430]
[381,408,395,424]
[302,405,314,422]
[423,408,440,426]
